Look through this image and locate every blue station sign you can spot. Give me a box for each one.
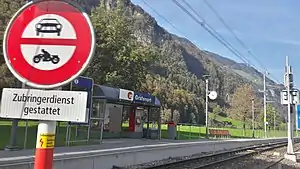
[72,76,93,90]
[133,92,155,105]
[70,76,94,125]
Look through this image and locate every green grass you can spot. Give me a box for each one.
[0,119,294,150]
[174,124,288,139]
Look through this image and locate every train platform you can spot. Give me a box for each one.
[0,137,288,169]
[0,138,209,159]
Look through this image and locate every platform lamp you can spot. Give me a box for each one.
[203,74,210,139]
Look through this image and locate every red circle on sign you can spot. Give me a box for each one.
[128,92,133,99]
[3,0,95,89]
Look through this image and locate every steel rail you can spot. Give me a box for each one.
[113,140,300,169]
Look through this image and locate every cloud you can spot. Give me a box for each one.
[278,40,300,46]
[254,37,300,46]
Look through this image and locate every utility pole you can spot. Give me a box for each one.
[252,98,255,138]
[203,75,210,139]
[273,108,276,131]
[263,71,267,138]
[284,55,296,161]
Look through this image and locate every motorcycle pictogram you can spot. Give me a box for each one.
[33,49,60,64]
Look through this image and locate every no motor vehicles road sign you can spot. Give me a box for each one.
[3,0,95,89]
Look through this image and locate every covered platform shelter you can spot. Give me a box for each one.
[64,77,161,145]
[91,85,162,141]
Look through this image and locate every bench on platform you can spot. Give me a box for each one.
[209,129,230,138]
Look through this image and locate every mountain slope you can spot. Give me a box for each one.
[0,0,286,119]
[68,0,286,117]
[121,0,286,115]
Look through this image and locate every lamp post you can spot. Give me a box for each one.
[203,75,210,139]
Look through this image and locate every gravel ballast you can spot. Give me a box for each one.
[208,143,300,169]
[114,142,300,169]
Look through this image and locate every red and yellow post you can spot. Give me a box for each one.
[34,121,56,169]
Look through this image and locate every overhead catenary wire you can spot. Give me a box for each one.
[202,0,283,85]
[139,0,281,87]
[141,0,187,39]
[142,0,251,68]
[178,0,255,70]
[202,0,265,70]
[174,0,282,85]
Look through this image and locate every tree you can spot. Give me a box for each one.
[0,0,25,64]
[265,104,280,130]
[85,0,157,90]
[210,105,221,122]
[228,84,262,135]
[212,105,222,115]
[0,0,25,91]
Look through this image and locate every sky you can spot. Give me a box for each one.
[131,0,300,87]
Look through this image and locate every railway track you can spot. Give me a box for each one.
[113,140,297,169]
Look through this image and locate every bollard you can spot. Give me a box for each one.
[34,121,56,169]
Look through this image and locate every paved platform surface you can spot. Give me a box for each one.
[0,138,210,158]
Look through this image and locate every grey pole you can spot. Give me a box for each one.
[285,56,294,154]
[5,120,19,150]
[252,98,255,138]
[263,72,267,138]
[5,82,26,150]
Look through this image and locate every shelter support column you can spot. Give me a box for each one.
[158,108,162,140]
[129,107,136,132]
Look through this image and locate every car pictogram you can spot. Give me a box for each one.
[35,18,62,36]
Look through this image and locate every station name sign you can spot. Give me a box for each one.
[0,88,88,122]
[133,92,154,104]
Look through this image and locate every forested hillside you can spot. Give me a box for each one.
[0,0,285,128]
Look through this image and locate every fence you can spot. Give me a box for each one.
[172,123,296,140]
[0,120,298,150]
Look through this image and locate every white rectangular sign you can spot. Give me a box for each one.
[281,90,299,105]
[119,89,134,101]
[0,88,88,122]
